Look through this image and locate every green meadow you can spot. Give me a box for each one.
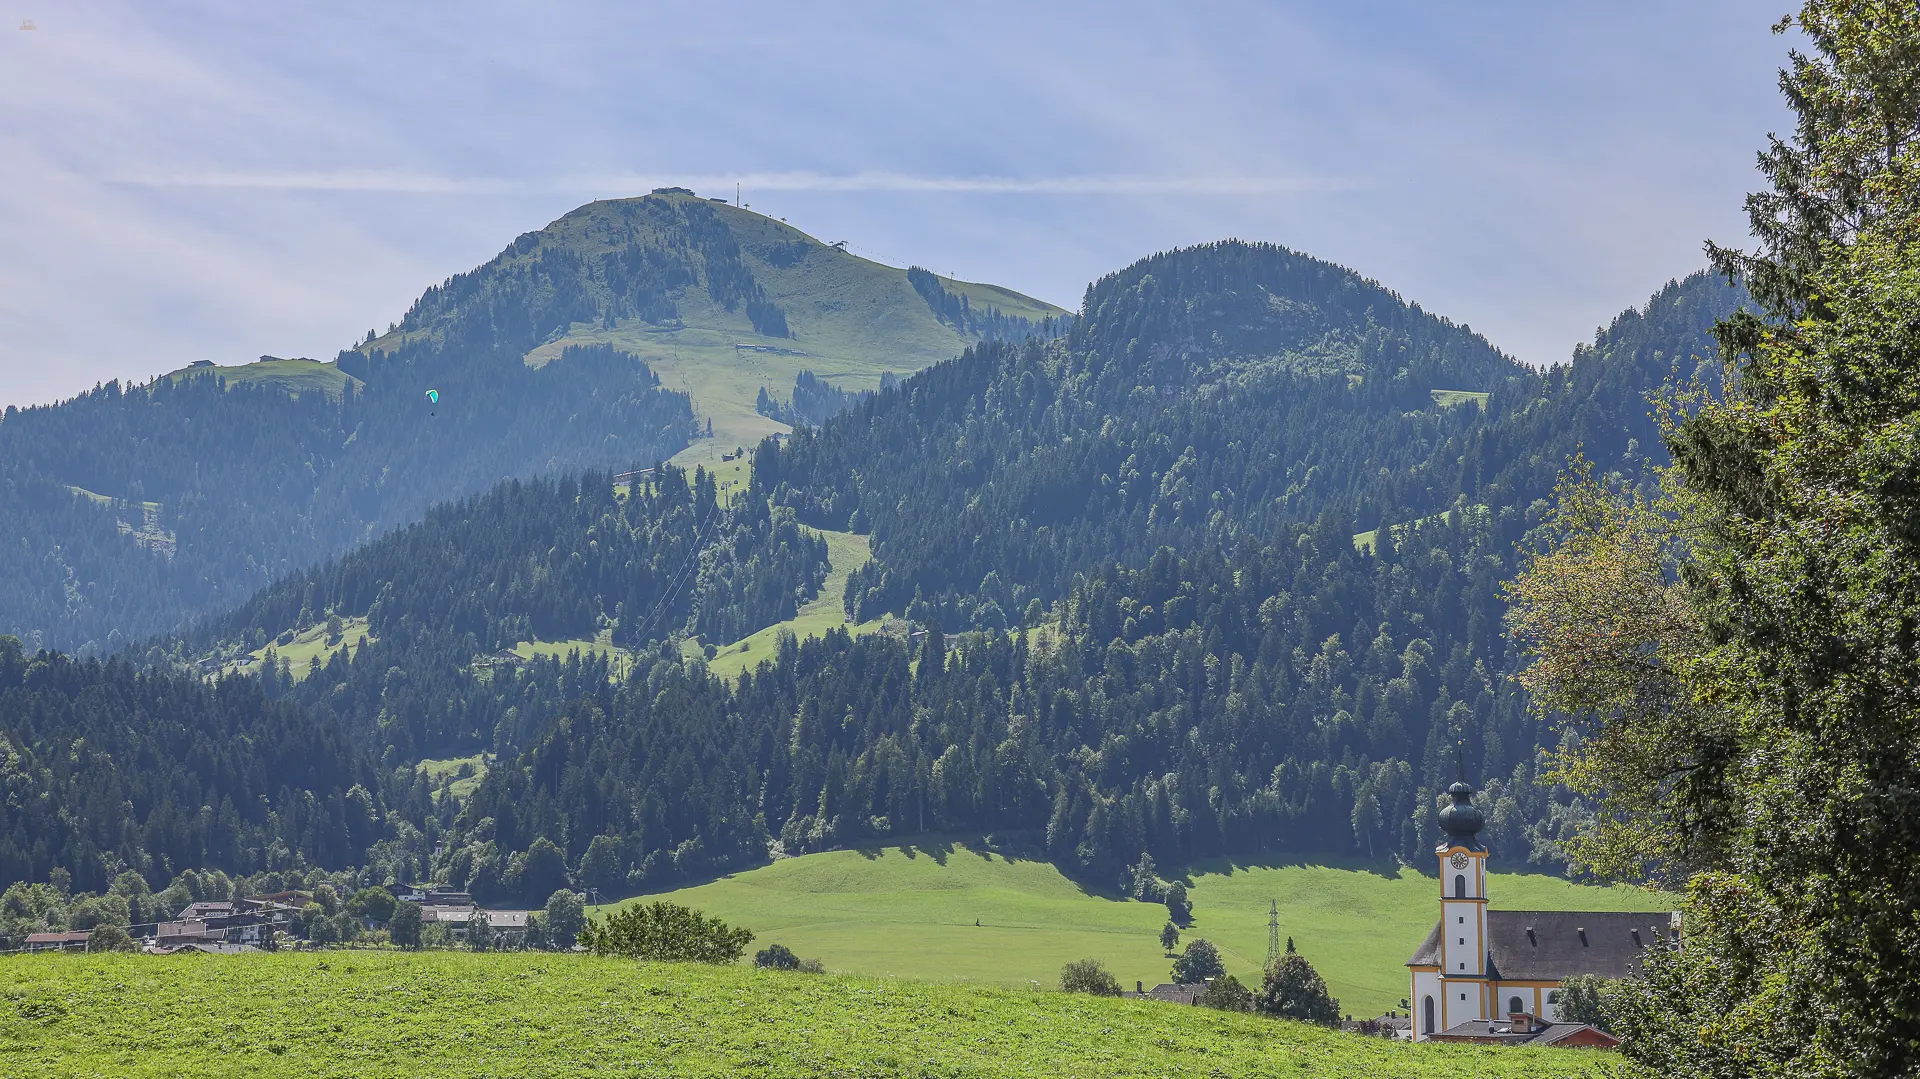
[221,616,373,681]
[621,841,1673,1020]
[169,357,361,398]
[0,952,1620,1078]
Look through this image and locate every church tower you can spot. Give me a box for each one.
[1435,781,1488,1027]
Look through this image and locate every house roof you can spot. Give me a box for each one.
[419,905,475,923]
[1407,910,1675,982]
[1430,1016,1620,1048]
[25,931,91,944]
[484,911,530,928]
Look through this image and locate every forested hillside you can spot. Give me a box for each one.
[0,343,693,653]
[195,466,828,761]
[761,246,1735,630]
[422,253,1747,901]
[0,635,396,893]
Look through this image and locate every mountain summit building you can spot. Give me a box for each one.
[1406,782,1675,1042]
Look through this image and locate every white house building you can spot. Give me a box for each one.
[1406,781,1676,1042]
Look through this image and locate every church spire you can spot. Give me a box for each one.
[1438,780,1485,850]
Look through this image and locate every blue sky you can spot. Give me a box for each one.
[1,1,1789,407]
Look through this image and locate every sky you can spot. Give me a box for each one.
[0,1,1792,408]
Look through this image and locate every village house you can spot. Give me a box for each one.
[1122,981,1205,1005]
[1407,781,1668,1046]
[24,930,92,953]
[419,904,530,944]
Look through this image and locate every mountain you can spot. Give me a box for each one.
[0,190,1064,653]
[343,188,1069,473]
[110,243,1739,906]
[0,231,1746,903]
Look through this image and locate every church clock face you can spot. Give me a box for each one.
[1449,852,1469,870]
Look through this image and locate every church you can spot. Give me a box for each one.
[1406,781,1676,1044]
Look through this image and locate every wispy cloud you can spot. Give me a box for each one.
[94,168,1358,197]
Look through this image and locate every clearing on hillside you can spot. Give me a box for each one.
[705,527,885,678]
[0,952,1618,1078]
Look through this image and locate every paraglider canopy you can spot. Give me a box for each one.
[425,389,439,405]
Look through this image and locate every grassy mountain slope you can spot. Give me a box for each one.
[0,953,1616,1078]
[357,189,1067,472]
[622,840,1672,1017]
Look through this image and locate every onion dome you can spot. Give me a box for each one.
[1438,781,1484,848]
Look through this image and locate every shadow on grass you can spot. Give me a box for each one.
[1182,852,1425,885]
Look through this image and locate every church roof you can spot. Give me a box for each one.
[1407,910,1676,981]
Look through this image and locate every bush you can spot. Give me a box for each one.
[1059,958,1123,996]
[1556,974,1619,1032]
[579,901,753,964]
[1198,973,1253,1012]
[88,923,134,952]
[755,943,801,970]
[346,887,396,924]
[1171,938,1225,984]
[1256,945,1341,1025]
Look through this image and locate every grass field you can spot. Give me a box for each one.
[706,527,885,679]
[222,616,372,681]
[0,952,1621,1078]
[1429,389,1491,410]
[168,357,361,398]
[416,754,488,803]
[623,841,1672,1019]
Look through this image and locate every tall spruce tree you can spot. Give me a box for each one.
[1514,4,1920,1074]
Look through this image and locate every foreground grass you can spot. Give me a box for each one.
[0,952,1618,1078]
[629,841,1673,1018]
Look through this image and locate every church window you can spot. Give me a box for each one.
[1423,996,1435,1033]
[1454,874,1465,898]
[1547,990,1561,1005]
[1509,996,1523,1015]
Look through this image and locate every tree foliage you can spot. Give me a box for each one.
[1058,958,1122,996]
[1256,945,1340,1025]
[579,901,752,964]
[1198,973,1253,1013]
[1171,938,1225,984]
[1517,4,1920,1074]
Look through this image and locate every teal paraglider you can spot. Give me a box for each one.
[425,389,439,405]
